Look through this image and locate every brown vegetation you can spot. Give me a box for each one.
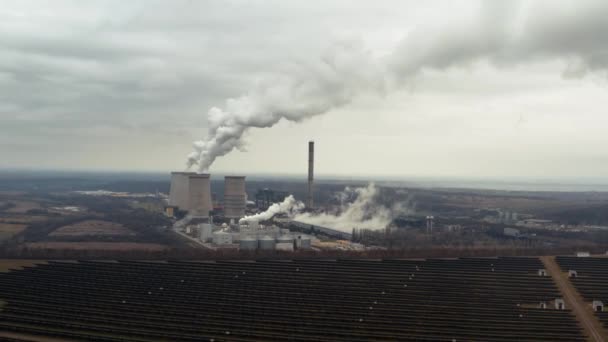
[0,259,47,272]
[49,220,134,237]
[24,242,168,252]
[5,201,41,213]
[0,223,27,241]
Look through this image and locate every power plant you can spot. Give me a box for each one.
[167,140,320,252]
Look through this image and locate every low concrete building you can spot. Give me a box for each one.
[276,242,294,252]
[503,227,520,237]
[212,231,233,245]
[593,300,604,312]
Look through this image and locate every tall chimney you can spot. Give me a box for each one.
[307,141,314,209]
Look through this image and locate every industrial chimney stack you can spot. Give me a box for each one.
[307,141,314,209]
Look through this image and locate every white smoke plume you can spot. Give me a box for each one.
[188,1,608,171]
[239,195,305,223]
[294,183,398,233]
[187,40,384,172]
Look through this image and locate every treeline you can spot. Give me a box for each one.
[2,244,607,260]
[544,204,608,225]
[353,227,556,250]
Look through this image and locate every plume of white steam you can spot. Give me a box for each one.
[239,195,304,223]
[188,1,608,171]
[294,183,398,233]
[187,40,384,172]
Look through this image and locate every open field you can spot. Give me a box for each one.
[24,242,168,251]
[0,216,49,224]
[0,259,47,272]
[5,201,41,214]
[0,223,27,241]
[49,220,135,237]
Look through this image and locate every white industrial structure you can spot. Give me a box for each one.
[212,231,233,245]
[224,176,246,219]
[169,172,195,209]
[426,216,434,234]
[259,236,276,250]
[239,236,258,250]
[187,174,213,217]
[593,300,604,312]
[199,223,213,242]
[168,172,213,217]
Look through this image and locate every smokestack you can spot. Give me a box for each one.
[187,174,213,218]
[307,141,314,209]
[169,172,195,210]
[224,176,246,219]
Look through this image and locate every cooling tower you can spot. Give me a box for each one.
[169,172,195,210]
[224,176,246,219]
[187,174,213,217]
[307,141,314,208]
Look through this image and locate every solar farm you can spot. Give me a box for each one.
[2,256,607,341]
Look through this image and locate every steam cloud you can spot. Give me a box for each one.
[188,1,608,171]
[239,195,305,223]
[295,183,403,233]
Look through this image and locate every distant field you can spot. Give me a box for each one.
[0,223,27,241]
[5,200,41,213]
[0,216,49,224]
[0,259,47,272]
[49,220,135,237]
[25,242,168,251]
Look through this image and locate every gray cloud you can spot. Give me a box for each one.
[389,1,608,78]
[1,1,608,176]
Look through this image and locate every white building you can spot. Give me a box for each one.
[212,231,233,245]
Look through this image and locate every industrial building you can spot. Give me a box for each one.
[168,173,247,221]
[186,174,213,217]
[254,188,289,209]
[167,172,212,218]
[168,172,195,210]
[224,176,246,219]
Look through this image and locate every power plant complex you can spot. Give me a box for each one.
[165,141,319,252]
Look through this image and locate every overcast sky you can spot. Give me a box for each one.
[1,0,608,180]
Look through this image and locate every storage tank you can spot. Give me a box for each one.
[259,236,276,250]
[277,235,294,244]
[276,242,294,252]
[198,223,213,242]
[187,174,212,217]
[240,236,258,250]
[224,176,246,219]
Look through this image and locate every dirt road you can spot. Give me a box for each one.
[541,256,606,342]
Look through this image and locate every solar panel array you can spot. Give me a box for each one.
[556,256,608,329]
[1,258,584,341]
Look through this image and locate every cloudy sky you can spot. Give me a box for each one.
[1,0,608,180]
